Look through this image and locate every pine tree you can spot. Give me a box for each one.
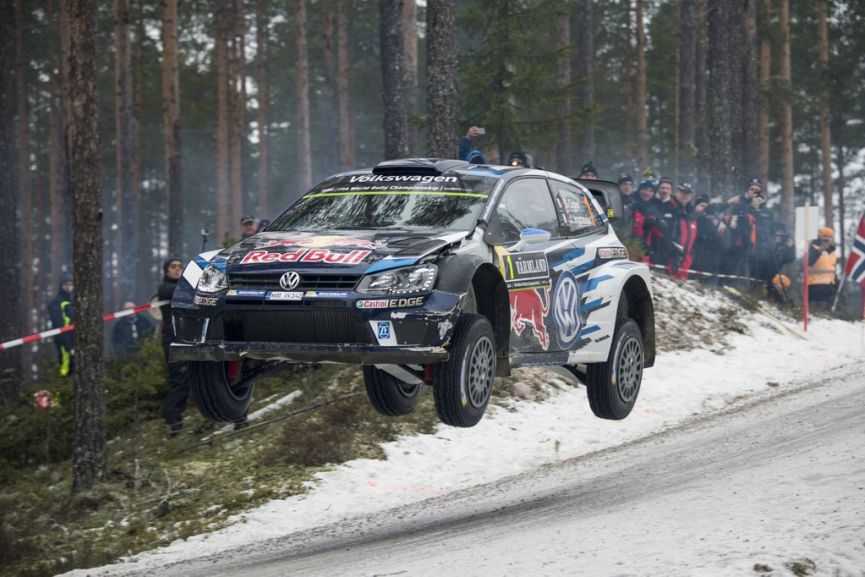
[296,0,312,188]
[425,0,457,158]
[379,0,408,159]
[66,0,106,493]
[162,0,182,256]
[337,0,355,169]
[777,0,795,229]
[817,0,833,228]
[115,0,133,306]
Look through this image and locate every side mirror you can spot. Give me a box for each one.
[512,228,551,252]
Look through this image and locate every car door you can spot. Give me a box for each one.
[492,177,574,355]
[546,180,616,354]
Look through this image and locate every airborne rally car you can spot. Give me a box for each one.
[170,159,655,428]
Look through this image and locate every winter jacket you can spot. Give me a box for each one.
[111,315,154,356]
[692,211,723,276]
[631,197,671,266]
[157,276,179,351]
[807,241,837,286]
[667,198,698,279]
[47,289,74,376]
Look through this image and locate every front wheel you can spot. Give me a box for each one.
[363,366,422,416]
[585,318,644,420]
[188,360,254,422]
[433,314,496,427]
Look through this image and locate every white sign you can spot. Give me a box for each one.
[794,206,820,255]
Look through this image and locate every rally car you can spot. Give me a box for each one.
[170,158,655,428]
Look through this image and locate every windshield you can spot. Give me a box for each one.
[268,172,498,232]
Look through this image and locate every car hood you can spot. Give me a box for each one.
[222,230,468,275]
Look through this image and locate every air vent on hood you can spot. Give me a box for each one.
[372,158,469,176]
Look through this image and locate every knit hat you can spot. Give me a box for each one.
[617,173,634,185]
[637,180,657,192]
[59,272,73,287]
[694,194,710,206]
[508,149,528,167]
[467,149,486,164]
[579,162,598,178]
[659,176,673,186]
[748,178,763,191]
[677,182,694,194]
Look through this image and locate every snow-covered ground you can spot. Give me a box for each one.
[65,279,865,576]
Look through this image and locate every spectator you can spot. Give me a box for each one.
[158,258,189,437]
[467,149,486,164]
[507,149,529,167]
[746,187,778,294]
[240,215,258,239]
[668,183,697,279]
[618,173,635,226]
[458,125,483,161]
[807,227,838,305]
[631,180,670,265]
[579,162,598,180]
[718,180,758,281]
[111,301,154,356]
[656,176,674,205]
[47,273,74,377]
[692,193,724,284]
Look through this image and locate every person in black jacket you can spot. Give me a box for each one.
[47,273,75,377]
[158,258,189,436]
[692,194,724,284]
[111,301,154,356]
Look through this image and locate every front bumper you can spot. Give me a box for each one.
[168,288,461,365]
[169,341,448,364]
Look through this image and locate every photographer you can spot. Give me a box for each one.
[807,227,838,305]
[458,125,485,161]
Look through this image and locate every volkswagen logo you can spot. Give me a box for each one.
[279,271,301,290]
[553,270,582,348]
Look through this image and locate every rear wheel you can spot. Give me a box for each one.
[189,360,254,422]
[585,318,643,420]
[363,366,422,416]
[433,314,496,427]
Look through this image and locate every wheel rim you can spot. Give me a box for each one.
[616,336,643,403]
[466,336,495,408]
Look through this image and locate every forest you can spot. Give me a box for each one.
[0,0,864,482]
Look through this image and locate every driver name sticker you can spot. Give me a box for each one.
[356,296,424,309]
[240,248,370,265]
[597,247,628,260]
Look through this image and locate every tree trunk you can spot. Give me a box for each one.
[694,0,708,188]
[758,0,771,186]
[337,0,355,170]
[577,0,595,164]
[635,0,647,168]
[707,0,745,197]
[295,0,312,189]
[403,0,419,155]
[162,0,182,257]
[836,141,845,263]
[777,0,795,230]
[66,0,106,493]
[231,0,246,218]
[555,4,572,175]
[0,0,22,406]
[115,0,133,307]
[623,0,634,169]
[256,0,270,217]
[425,0,457,159]
[673,13,680,185]
[380,0,408,160]
[678,0,697,185]
[817,0,833,228]
[214,1,230,242]
[133,7,146,299]
[15,0,34,378]
[742,0,760,181]
[322,4,337,177]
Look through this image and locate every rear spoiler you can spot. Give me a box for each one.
[576,179,624,222]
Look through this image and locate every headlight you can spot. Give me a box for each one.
[197,265,227,293]
[357,264,437,295]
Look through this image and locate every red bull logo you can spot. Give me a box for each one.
[510,287,550,350]
[240,248,370,265]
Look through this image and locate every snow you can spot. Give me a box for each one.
[63,282,865,576]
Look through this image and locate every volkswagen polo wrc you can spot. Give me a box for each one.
[170,158,655,427]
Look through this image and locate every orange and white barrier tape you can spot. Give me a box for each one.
[0,300,169,352]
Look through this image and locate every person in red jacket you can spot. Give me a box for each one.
[668,183,698,279]
[631,180,670,265]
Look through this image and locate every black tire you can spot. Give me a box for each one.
[188,361,254,422]
[433,314,496,427]
[363,366,422,416]
[586,318,644,420]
